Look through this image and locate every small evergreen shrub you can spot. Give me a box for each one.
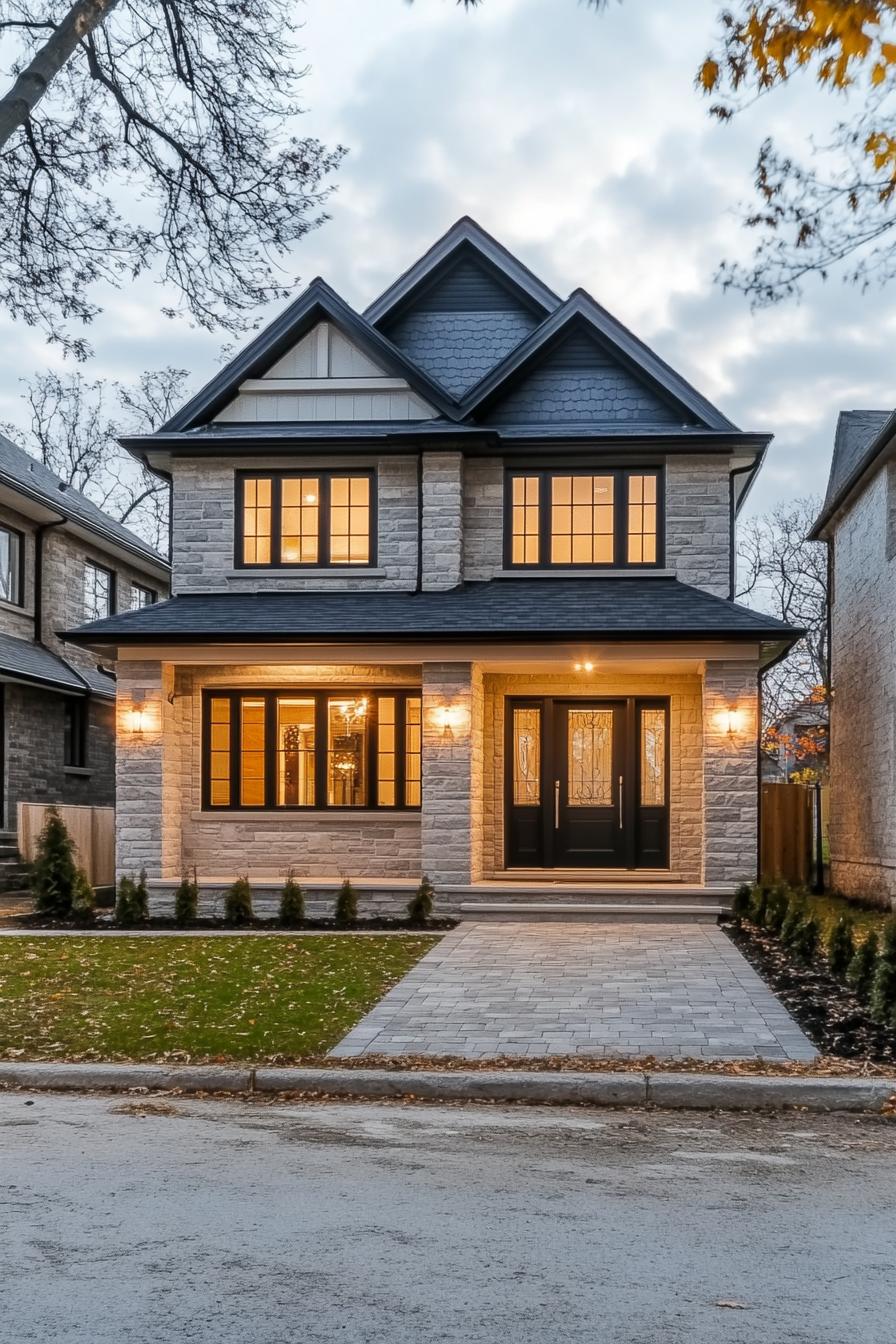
[826,915,856,980]
[224,875,254,925]
[791,913,821,964]
[174,870,199,926]
[334,878,358,927]
[869,918,896,1023]
[71,869,96,923]
[115,873,148,927]
[749,883,769,926]
[731,883,752,920]
[279,871,305,927]
[781,895,808,948]
[30,806,79,918]
[765,884,790,934]
[407,875,435,926]
[846,931,879,1001]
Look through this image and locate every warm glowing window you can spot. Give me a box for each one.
[239,472,374,567]
[512,706,541,805]
[204,690,420,810]
[627,474,658,564]
[640,706,667,806]
[506,470,661,568]
[511,476,540,565]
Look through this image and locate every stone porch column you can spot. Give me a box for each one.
[702,659,760,886]
[115,659,180,881]
[421,452,463,590]
[421,661,484,887]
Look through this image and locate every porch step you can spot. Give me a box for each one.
[459,902,729,923]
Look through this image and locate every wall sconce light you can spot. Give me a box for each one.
[126,704,149,735]
[573,661,595,673]
[435,705,462,735]
[724,705,743,737]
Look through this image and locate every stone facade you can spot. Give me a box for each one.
[826,465,896,906]
[2,684,115,822]
[702,661,759,885]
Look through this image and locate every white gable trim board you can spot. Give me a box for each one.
[215,321,438,423]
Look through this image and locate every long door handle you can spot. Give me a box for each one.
[554,779,560,830]
[618,775,624,830]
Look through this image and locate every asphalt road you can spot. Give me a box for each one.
[0,1092,893,1343]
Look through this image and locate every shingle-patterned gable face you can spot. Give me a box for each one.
[379,250,544,399]
[481,328,688,427]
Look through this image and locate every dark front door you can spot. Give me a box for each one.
[553,701,626,867]
[505,696,670,870]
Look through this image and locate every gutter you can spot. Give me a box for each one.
[728,457,762,601]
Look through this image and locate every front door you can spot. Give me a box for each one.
[505,696,669,870]
[554,701,625,866]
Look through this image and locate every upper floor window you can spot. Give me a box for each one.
[130,583,157,610]
[83,562,114,620]
[506,469,662,569]
[0,524,23,605]
[237,471,375,568]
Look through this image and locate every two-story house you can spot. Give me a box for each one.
[0,434,170,842]
[68,220,798,916]
[810,409,896,908]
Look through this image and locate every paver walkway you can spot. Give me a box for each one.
[330,921,818,1061]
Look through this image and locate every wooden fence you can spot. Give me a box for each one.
[760,782,827,888]
[18,804,115,887]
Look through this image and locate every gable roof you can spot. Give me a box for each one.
[809,409,896,539]
[460,291,738,431]
[364,217,560,326]
[0,434,168,573]
[161,279,464,432]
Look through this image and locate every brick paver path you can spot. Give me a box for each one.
[330,921,818,1061]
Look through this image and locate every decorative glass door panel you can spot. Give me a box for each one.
[513,707,541,805]
[567,709,613,807]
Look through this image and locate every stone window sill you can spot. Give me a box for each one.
[496,569,675,579]
[224,568,387,580]
[190,809,421,822]
[63,766,93,777]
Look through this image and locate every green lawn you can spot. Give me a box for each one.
[0,935,437,1063]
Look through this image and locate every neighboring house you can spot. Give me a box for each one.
[67,218,798,914]
[761,695,828,782]
[810,409,896,907]
[0,434,170,837]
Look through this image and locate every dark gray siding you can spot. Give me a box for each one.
[385,310,538,398]
[2,684,115,828]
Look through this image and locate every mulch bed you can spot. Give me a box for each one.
[724,919,896,1066]
[11,914,457,933]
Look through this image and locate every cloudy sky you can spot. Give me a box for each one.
[2,0,893,516]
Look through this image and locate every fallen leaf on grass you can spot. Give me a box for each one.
[714,1301,750,1310]
[110,1102,181,1118]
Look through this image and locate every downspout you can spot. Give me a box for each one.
[728,461,757,601]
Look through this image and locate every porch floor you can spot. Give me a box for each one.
[330,921,818,1062]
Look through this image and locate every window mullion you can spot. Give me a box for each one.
[264,692,277,810]
[541,472,551,568]
[230,693,240,810]
[616,470,626,568]
[320,475,330,567]
[396,693,407,809]
[273,477,283,567]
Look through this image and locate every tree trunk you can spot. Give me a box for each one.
[0,0,121,150]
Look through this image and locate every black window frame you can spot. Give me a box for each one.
[0,523,24,607]
[503,466,665,570]
[234,469,378,570]
[82,560,116,621]
[130,582,157,610]
[201,687,422,812]
[63,697,87,769]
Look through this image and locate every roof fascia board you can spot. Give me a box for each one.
[809,411,896,539]
[459,292,738,431]
[159,280,463,434]
[363,217,559,325]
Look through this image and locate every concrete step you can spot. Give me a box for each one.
[458,902,729,923]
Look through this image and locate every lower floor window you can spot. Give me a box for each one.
[203,689,422,810]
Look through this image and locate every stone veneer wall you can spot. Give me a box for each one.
[702,660,759,885]
[2,684,115,828]
[421,452,463,590]
[420,662,484,884]
[170,455,419,593]
[827,466,896,906]
[480,671,704,880]
[461,455,732,596]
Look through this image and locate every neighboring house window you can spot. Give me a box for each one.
[203,689,421,810]
[506,469,662,568]
[63,699,87,768]
[237,471,375,567]
[83,562,114,620]
[130,583,157,609]
[0,524,23,605]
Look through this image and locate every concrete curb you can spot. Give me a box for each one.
[0,1062,894,1111]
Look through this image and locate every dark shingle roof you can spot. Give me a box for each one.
[0,630,114,697]
[65,578,799,645]
[0,435,167,571]
[811,409,896,537]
